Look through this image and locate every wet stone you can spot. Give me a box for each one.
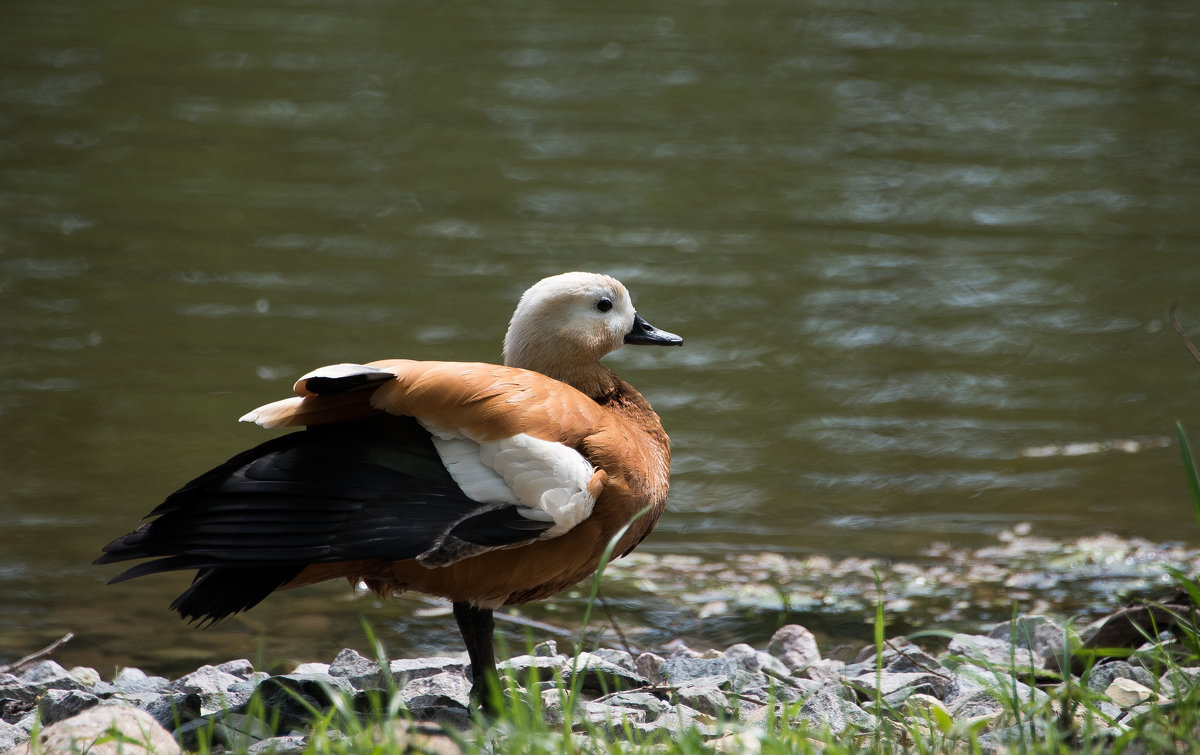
[947,633,1039,670]
[849,671,950,704]
[68,667,101,688]
[1086,661,1156,694]
[37,689,100,726]
[214,659,255,679]
[942,668,991,706]
[498,655,567,683]
[672,680,729,718]
[110,668,172,698]
[173,665,244,697]
[143,692,203,730]
[1,720,26,752]
[635,652,666,683]
[247,734,309,755]
[989,616,1069,668]
[398,671,471,715]
[532,640,559,657]
[1159,666,1200,696]
[387,657,465,689]
[328,648,379,688]
[589,647,636,672]
[19,661,86,693]
[660,656,738,684]
[799,658,845,685]
[796,684,874,733]
[0,676,41,721]
[564,653,649,695]
[596,691,668,721]
[768,625,821,671]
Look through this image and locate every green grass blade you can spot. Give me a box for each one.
[1176,421,1200,534]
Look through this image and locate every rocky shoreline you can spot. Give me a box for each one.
[3,609,1196,754]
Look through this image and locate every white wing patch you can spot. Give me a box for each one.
[422,422,598,539]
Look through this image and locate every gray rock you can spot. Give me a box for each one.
[329,648,381,688]
[261,672,354,702]
[768,625,821,671]
[114,672,171,695]
[290,662,331,676]
[594,691,668,722]
[565,654,649,695]
[589,647,635,672]
[19,661,69,686]
[173,716,218,751]
[1,720,27,752]
[0,676,41,722]
[724,643,760,672]
[18,661,86,693]
[672,679,728,718]
[143,692,203,730]
[206,711,277,749]
[532,640,559,657]
[68,667,101,689]
[629,706,716,739]
[849,671,950,705]
[107,668,172,704]
[989,616,1070,668]
[247,734,309,754]
[572,700,647,729]
[398,671,471,715]
[252,673,354,730]
[886,647,943,675]
[659,656,737,684]
[762,675,822,704]
[113,667,150,685]
[635,652,665,683]
[173,665,256,714]
[497,655,566,684]
[387,657,464,689]
[942,668,991,706]
[173,664,244,696]
[978,720,1050,752]
[947,634,1038,670]
[538,690,568,727]
[849,641,943,677]
[1159,666,1200,696]
[12,704,180,755]
[800,658,846,685]
[37,689,100,726]
[795,684,873,733]
[950,680,1050,720]
[724,644,792,682]
[1086,661,1156,694]
[214,659,255,679]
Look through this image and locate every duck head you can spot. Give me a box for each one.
[503,272,682,395]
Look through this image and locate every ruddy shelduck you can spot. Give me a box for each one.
[96,271,682,708]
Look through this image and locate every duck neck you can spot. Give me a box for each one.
[522,356,621,400]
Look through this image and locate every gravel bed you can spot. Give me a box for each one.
[2,610,1194,754]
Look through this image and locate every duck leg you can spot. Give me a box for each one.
[453,601,499,713]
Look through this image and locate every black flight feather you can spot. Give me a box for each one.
[96,414,554,623]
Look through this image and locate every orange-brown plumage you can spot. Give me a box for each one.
[96,272,682,710]
[266,359,673,606]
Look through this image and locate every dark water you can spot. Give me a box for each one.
[3,0,1200,675]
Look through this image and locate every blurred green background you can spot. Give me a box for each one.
[2,0,1199,674]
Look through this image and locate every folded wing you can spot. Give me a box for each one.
[96,361,614,622]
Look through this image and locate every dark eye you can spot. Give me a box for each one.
[596,297,613,313]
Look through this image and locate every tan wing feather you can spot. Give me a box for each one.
[240,359,613,447]
[366,360,616,445]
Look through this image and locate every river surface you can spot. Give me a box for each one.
[3,0,1200,676]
